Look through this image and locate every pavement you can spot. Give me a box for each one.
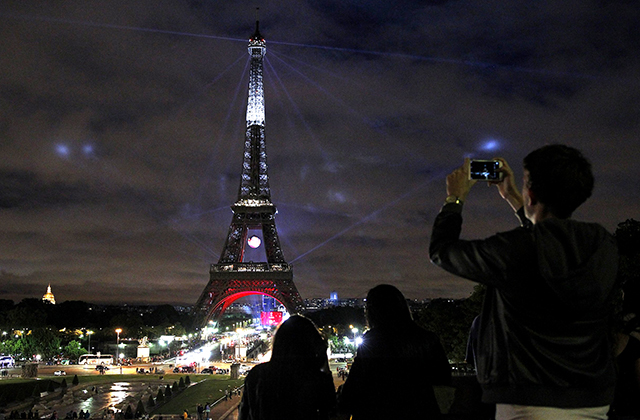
[200,369,347,420]
[208,397,240,420]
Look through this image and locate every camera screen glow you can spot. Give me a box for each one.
[470,160,501,180]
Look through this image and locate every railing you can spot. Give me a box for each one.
[212,263,291,272]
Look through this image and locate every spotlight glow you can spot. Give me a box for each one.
[480,139,500,151]
[55,144,70,156]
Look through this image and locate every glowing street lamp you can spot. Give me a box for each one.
[115,328,122,345]
[87,330,93,352]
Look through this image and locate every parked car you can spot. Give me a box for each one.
[173,365,195,373]
[54,370,66,376]
[201,368,214,374]
[239,365,253,375]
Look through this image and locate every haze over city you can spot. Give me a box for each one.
[1,1,638,305]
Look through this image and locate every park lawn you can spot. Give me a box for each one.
[151,376,245,415]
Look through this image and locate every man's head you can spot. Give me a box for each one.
[523,144,594,219]
[365,284,412,329]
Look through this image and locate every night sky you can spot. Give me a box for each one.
[1,1,638,305]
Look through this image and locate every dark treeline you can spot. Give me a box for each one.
[0,299,195,339]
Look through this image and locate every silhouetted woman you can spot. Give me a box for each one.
[239,315,336,420]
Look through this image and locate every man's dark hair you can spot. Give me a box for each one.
[523,144,594,218]
[365,284,412,329]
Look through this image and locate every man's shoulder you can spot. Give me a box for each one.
[534,218,616,254]
[480,225,536,253]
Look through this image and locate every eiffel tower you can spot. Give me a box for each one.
[196,20,303,325]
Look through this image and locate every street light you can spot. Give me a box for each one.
[87,330,93,353]
[115,328,122,345]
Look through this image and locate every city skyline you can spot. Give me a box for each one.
[1,1,638,305]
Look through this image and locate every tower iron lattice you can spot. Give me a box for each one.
[195,21,303,325]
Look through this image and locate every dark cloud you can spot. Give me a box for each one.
[0,170,100,209]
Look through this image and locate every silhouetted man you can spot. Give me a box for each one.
[339,284,451,419]
[430,145,618,420]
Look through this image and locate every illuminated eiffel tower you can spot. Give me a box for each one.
[196,20,303,325]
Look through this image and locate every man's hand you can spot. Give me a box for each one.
[491,158,523,212]
[446,158,476,201]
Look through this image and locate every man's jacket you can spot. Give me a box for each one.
[429,204,618,408]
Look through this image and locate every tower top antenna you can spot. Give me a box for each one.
[251,7,263,41]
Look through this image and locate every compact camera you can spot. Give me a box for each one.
[469,159,503,181]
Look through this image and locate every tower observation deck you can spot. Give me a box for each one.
[195,21,304,325]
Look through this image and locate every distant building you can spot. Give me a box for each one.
[302,297,365,311]
[42,284,56,304]
[330,291,338,301]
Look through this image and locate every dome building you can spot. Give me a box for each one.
[42,284,56,304]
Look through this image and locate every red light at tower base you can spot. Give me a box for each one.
[261,311,283,326]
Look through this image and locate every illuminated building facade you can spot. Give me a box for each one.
[195,20,303,325]
[42,284,56,304]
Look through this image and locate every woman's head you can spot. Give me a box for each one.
[270,315,328,369]
[365,284,413,329]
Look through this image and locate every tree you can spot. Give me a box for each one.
[135,400,145,418]
[155,388,164,403]
[50,301,92,329]
[169,322,187,338]
[22,328,61,359]
[6,304,47,329]
[0,335,24,358]
[416,299,468,362]
[304,307,366,336]
[110,314,143,339]
[63,340,87,361]
[0,299,15,329]
[415,285,485,363]
[145,305,181,326]
[147,394,155,409]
